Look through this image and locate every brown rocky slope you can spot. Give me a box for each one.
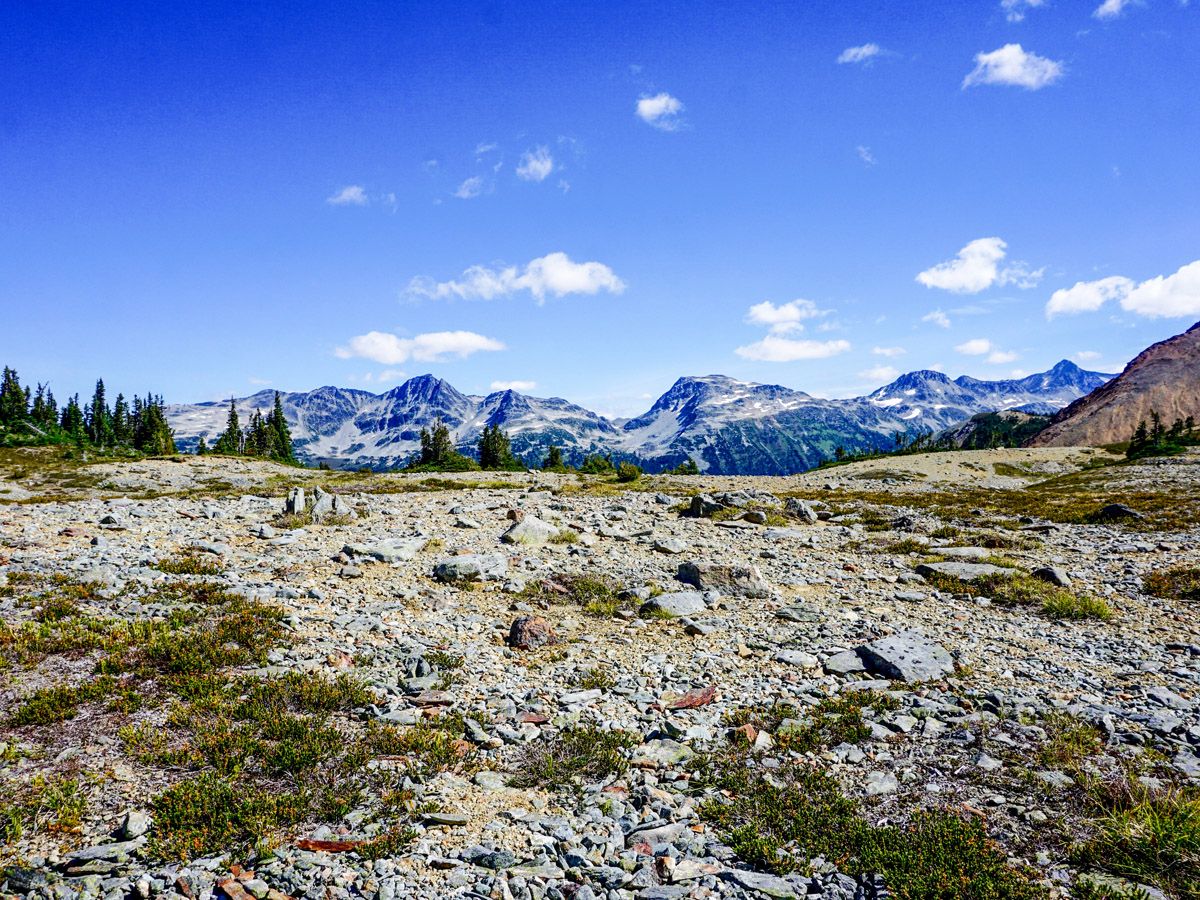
[1030,320,1200,447]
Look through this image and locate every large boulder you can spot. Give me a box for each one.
[311,487,356,523]
[915,561,1011,582]
[283,487,305,516]
[640,591,709,618]
[858,630,954,683]
[508,615,557,650]
[500,515,559,546]
[676,561,770,599]
[343,538,426,563]
[433,554,508,582]
[784,497,818,524]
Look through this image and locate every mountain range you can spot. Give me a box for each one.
[165,360,1112,475]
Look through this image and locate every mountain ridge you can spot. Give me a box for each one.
[166,360,1113,475]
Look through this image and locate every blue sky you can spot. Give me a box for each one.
[2,0,1198,416]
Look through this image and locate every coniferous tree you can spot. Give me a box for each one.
[131,394,176,455]
[61,395,86,445]
[0,367,27,426]
[479,424,516,470]
[542,445,564,470]
[212,399,242,455]
[30,383,58,429]
[266,392,296,463]
[196,436,208,455]
[87,379,113,447]
[112,393,131,444]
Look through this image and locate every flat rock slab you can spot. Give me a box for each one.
[936,547,993,561]
[343,538,426,563]
[640,591,708,617]
[433,554,508,582]
[859,630,955,683]
[676,561,770,598]
[915,561,1010,582]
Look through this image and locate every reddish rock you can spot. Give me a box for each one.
[508,615,557,650]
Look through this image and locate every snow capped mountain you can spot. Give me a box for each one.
[165,361,1113,475]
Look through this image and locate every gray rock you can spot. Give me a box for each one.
[1032,565,1072,587]
[858,630,955,683]
[864,770,898,796]
[722,870,797,898]
[343,537,426,563]
[676,561,770,598]
[631,739,695,768]
[784,497,818,524]
[500,515,559,546]
[433,554,508,582]
[283,487,305,516]
[774,650,819,669]
[640,591,708,617]
[824,650,867,675]
[915,561,1011,582]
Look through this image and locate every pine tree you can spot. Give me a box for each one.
[0,367,27,427]
[266,392,296,463]
[197,436,208,455]
[133,396,176,456]
[212,399,242,455]
[61,395,87,445]
[87,379,113,447]
[112,393,131,445]
[542,445,564,470]
[479,424,515,470]
[30,383,58,429]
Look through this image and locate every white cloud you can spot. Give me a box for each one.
[872,346,907,357]
[1045,275,1134,318]
[963,43,1064,90]
[1094,0,1136,18]
[987,350,1019,364]
[335,331,505,365]
[474,142,498,156]
[735,337,851,363]
[454,176,484,200]
[1074,350,1102,362]
[955,338,994,356]
[1121,260,1200,318]
[856,145,877,166]
[516,146,554,182]
[916,237,1042,294]
[860,365,900,382]
[1045,261,1200,319]
[408,252,626,304]
[376,369,406,383]
[1001,0,1046,22]
[248,377,272,386]
[636,92,684,130]
[745,299,825,334]
[838,43,881,64]
[327,185,368,206]
[490,380,537,392]
[922,309,952,328]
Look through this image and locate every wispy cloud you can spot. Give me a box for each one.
[735,336,851,362]
[454,176,484,199]
[922,309,952,328]
[516,146,554,182]
[838,43,881,64]
[872,346,906,357]
[856,145,877,166]
[335,331,505,365]
[1001,0,1046,22]
[917,237,1043,294]
[859,364,899,382]
[636,92,684,130]
[490,380,537,392]
[327,185,368,206]
[955,338,994,356]
[963,44,1063,90]
[1094,0,1136,18]
[408,252,626,304]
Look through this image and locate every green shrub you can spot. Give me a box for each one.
[152,554,224,576]
[615,462,642,482]
[1143,567,1200,603]
[509,726,637,789]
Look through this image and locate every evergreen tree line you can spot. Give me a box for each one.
[1126,411,1198,460]
[0,366,175,455]
[203,394,297,464]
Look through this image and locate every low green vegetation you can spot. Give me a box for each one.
[548,528,580,544]
[1074,778,1200,900]
[1,775,88,846]
[1143,566,1200,603]
[151,553,224,576]
[509,726,637,789]
[725,691,900,754]
[695,757,1044,899]
[1036,713,1104,770]
[519,574,631,618]
[921,570,1113,621]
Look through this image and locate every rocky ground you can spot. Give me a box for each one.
[2,448,1200,900]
